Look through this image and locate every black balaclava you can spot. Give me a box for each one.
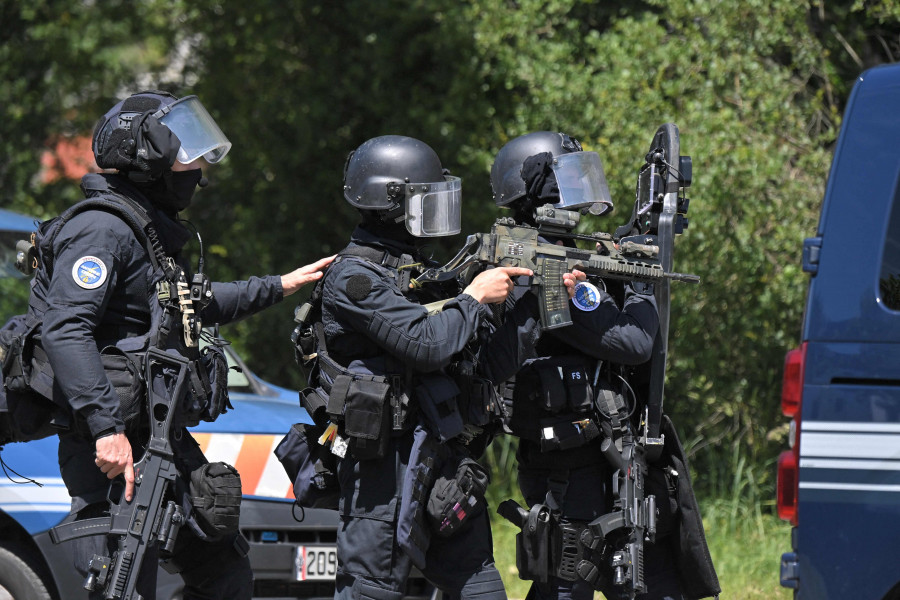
[359,211,420,256]
[511,151,560,226]
[141,169,204,214]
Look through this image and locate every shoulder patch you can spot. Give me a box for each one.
[72,256,108,289]
[572,281,601,312]
[346,274,373,301]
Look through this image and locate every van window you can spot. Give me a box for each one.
[879,173,900,309]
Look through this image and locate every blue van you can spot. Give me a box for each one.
[0,208,431,599]
[777,62,900,599]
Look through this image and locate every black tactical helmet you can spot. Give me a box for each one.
[490,131,583,207]
[343,135,446,214]
[92,90,182,182]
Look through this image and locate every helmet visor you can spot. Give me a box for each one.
[155,96,232,164]
[405,176,462,237]
[551,151,613,215]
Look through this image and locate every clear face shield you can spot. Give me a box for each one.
[154,96,232,165]
[404,176,462,237]
[550,151,614,216]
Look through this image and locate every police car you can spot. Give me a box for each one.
[777,62,900,599]
[0,208,430,599]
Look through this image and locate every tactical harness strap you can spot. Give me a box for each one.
[41,193,170,280]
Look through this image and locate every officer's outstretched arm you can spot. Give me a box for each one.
[281,255,336,297]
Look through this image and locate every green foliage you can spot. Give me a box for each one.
[0,0,180,216]
[0,278,30,323]
[4,0,900,518]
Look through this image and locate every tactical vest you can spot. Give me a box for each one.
[0,191,229,446]
[292,242,500,461]
[505,355,629,465]
[292,245,422,462]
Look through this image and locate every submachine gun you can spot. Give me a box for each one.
[49,348,189,599]
[496,124,695,599]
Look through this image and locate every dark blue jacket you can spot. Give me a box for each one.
[321,225,539,387]
[34,173,283,438]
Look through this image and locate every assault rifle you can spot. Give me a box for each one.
[412,207,698,331]
[49,348,189,599]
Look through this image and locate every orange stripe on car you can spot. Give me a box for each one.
[192,432,293,499]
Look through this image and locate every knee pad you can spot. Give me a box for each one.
[356,580,405,600]
[460,567,506,600]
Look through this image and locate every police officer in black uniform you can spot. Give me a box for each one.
[35,90,332,599]
[317,134,553,600]
[491,132,717,600]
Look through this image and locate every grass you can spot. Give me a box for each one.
[701,499,793,600]
[490,500,793,600]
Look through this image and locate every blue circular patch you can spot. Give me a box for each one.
[572,281,602,312]
[72,256,108,290]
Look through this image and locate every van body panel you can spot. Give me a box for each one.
[784,62,900,599]
[804,64,900,344]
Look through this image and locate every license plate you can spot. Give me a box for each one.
[294,545,338,581]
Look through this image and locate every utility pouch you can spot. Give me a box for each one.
[0,315,60,445]
[274,422,339,509]
[551,519,604,590]
[99,348,145,436]
[1,315,40,395]
[416,374,464,442]
[561,363,593,413]
[426,457,490,538]
[189,461,242,539]
[463,376,495,428]
[532,357,594,414]
[300,387,330,428]
[536,367,567,413]
[198,342,232,422]
[342,377,392,461]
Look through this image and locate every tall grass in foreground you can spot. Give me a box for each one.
[486,435,793,599]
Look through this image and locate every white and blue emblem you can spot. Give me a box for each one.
[571,281,602,312]
[72,256,108,290]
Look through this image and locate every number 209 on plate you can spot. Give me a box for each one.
[294,545,338,581]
